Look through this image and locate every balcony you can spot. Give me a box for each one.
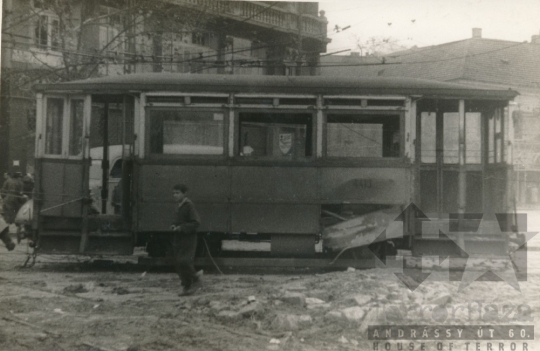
[169,0,328,41]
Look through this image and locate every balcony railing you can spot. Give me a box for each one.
[171,0,327,40]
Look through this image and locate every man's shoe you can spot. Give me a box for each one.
[178,288,193,297]
[190,279,202,293]
[178,280,202,296]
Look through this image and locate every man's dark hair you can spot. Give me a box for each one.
[173,184,188,194]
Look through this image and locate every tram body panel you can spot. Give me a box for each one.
[39,160,85,218]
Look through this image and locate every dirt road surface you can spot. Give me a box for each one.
[1,211,540,351]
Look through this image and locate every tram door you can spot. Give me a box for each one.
[89,95,135,217]
[37,96,89,219]
[417,100,484,217]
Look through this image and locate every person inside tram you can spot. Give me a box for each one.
[241,145,254,156]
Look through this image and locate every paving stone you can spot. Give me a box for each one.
[428,294,452,306]
[384,305,404,321]
[307,303,331,310]
[358,308,381,334]
[238,302,263,317]
[306,297,325,305]
[209,302,228,314]
[281,291,306,307]
[217,310,241,321]
[272,314,313,330]
[351,295,371,306]
[282,283,307,291]
[341,306,365,322]
[324,310,343,323]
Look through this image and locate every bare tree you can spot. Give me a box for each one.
[352,34,409,57]
[2,0,220,86]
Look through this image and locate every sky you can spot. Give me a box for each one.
[318,0,540,54]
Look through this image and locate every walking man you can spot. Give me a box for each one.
[171,184,201,296]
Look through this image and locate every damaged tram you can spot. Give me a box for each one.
[30,74,518,263]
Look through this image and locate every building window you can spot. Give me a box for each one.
[149,110,224,155]
[34,15,59,50]
[192,32,208,46]
[99,6,124,55]
[326,114,400,158]
[238,113,312,159]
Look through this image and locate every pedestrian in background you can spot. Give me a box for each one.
[22,173,34,198]
[1,170,25,224]
[171,184,202,296]
[0,216,15,251]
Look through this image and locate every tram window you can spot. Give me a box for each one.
[488,114,495,163]
[238,113,312,158]
[326,114,400,158]
[421,112,436,163]
[443,112,459,164]
[488,109,504,163]
[69,99,84,156]
[149,110,224,155]
[45,98,64,155]
[495,109,502,162]
[465,112,482,164]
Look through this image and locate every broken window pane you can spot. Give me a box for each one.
[465,112,481,164]
[327,114,399,158]
[495,108,503,162]
[421,112,436,163]
[239,113,312,158]
[488,113,495,163]
[443,112,459,164]
[150,110,224,155]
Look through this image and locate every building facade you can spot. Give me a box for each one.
[1,0,330,175]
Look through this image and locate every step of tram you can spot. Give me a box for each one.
[40,231,132,238]
[38,231,133,255]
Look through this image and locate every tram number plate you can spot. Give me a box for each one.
[352,179,373,189]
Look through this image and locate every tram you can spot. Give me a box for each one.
[31,74,517,261]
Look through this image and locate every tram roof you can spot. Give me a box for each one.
[35,73,518,100]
